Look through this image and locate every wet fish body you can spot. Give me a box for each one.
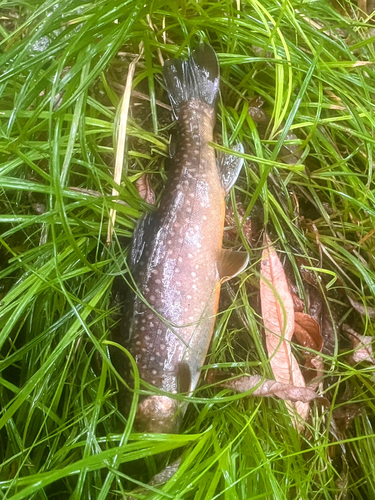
[118,45,248,433]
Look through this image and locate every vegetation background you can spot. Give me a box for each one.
[1,0,375,498]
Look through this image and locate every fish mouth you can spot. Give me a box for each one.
[135,395,183,434]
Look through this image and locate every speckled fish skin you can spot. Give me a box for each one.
[120,45,248,433]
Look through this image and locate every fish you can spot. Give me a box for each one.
[115,44,248,433]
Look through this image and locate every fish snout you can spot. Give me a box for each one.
[135,395,182,434]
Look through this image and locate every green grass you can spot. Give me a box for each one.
[1,0,375,498]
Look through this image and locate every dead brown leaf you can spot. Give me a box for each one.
[260,235,311,428]
[248,95,269,124]
[291,292,305,312]
[135,174,155,205]
[294,312,323,351]
[207,372,324,404]
[294,311,324,388]
[347,295,375,319]
[342,324,375,364]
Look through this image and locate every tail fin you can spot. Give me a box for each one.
[163,43,220,119]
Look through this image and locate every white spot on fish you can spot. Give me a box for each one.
[192,272,197,278]
[185,226,202,249]
[152,370,157,375]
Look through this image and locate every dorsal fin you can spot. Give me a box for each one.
[217,249,249,282]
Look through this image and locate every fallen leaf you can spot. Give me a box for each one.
[135,174,155,205]
[296,256,320,288]
[291,292,305,312]
[294,312,324,388]
[207,372,324,404]
[304,355,324,390]
[260,235,310,428]
[248,95,269,124]
[342,324,375,364]
[294,312,323,351]
[307,284,323,324]
[332,404,362,433]
[347,295,375,319]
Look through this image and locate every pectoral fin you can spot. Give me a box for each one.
[130,212,155,269]
[177,361,191,394]
[218,249,249,282]
[217,143,244,194]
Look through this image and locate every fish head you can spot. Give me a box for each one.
[134,395,183,434]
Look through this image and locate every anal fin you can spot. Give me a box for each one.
[217,143,244,194]
[218,248,249,282]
